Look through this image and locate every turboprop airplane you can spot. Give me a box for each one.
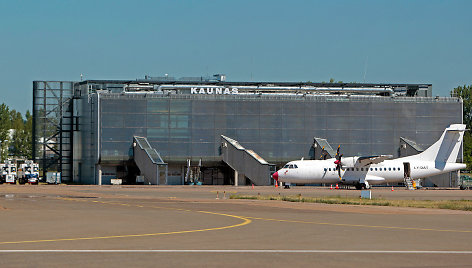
[272,124,467,190]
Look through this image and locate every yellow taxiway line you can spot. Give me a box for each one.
[245,216,472,233]
[0,197,252,245]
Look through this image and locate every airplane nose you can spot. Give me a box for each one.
[272,171,278,181]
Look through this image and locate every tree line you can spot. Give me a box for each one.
[451,85,472,170]
[0,103,32,161]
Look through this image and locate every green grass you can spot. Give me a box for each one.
[229,194,472,211]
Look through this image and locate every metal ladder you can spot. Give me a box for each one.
[404,177,415,190]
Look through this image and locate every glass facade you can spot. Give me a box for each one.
[94,93,462,169]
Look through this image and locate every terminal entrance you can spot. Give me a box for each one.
[201,166,232,185]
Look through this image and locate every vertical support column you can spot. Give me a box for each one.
[234,170,238,186]
[97,165,102,185]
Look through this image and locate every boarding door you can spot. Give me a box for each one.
[403,162,411,179]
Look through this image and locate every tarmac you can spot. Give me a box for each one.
[0,185,472,267]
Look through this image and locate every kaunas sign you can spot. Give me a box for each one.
[190,87,238,95]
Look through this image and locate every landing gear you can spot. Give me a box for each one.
[355,183,370,190]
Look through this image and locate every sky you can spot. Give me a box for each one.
[0,0,471,114]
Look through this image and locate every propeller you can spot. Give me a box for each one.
[334,145,343,179]
[319,146,329,160]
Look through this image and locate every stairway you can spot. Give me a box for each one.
[133,136,168,185]
[221,135,276,186]
[404,177,415,190]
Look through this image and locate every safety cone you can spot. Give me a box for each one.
[216,191,219,199]
[275,182,278,188]
[330,184,333,190]
[335,184,339,189]
[252,184,254,189]
[391,186,394,191]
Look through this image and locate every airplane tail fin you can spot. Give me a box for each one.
[416,124,466,163]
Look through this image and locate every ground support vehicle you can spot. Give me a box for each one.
[17,160,40,184]
[0,161,17,184]
[459,175,472,190]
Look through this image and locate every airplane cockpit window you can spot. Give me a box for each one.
[283,164,289,168]
[324,168,327,171]
[288,164,294,169]
[293,164,298,168]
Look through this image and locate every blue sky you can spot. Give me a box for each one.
[0,0,471,113]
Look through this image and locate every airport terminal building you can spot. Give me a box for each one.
[33,76,463,187]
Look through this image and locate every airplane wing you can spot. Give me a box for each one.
[355,155,393,166]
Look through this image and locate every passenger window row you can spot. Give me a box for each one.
[324,167,401,172]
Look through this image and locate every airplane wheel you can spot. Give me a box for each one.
[355,184,362,190]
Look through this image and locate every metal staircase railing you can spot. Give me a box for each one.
[221,135,276,186]
[133,136,167,185]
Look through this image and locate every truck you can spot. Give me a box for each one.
[0,161,17,184]
[459,175,472,190]
[17,160,40,184]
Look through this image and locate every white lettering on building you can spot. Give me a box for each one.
[190,87,239,95]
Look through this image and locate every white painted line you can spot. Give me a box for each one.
[0,250,471,254]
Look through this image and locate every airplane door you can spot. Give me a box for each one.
[403,162,411,178]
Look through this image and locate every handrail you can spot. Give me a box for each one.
[134,136,165,165]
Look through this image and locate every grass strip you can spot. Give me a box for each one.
[229,194,472,211]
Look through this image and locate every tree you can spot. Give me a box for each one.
[451,85,472,169]
[9,109,33,159]
[0,103,10,161]
[0,104,33,161]
[24,111,33,159]
[451,85,472,129]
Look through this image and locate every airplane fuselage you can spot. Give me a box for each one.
[276,158,466,185]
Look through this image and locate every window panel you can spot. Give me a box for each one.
[170,100,191,113]
[147,114,169,128]
[147,99,169,113]
[169,115,189,128]
[147,128,169,140]
[124,114,146,128]
[101,114,124,127]
[170,128,190,140]
[192,114,214,129]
